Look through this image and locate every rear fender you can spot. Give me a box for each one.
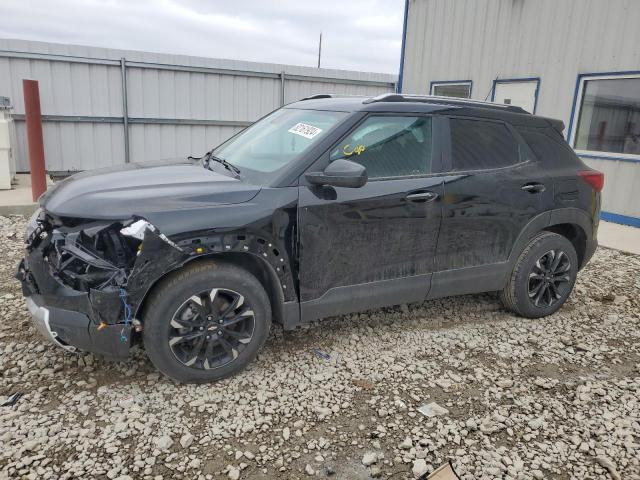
[507,208,593,267]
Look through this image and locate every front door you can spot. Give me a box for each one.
[493,80,539,113]
[297,114,444,321]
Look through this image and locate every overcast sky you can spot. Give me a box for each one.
[0,0,404,74]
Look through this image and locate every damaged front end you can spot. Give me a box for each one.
[16,211,188,358]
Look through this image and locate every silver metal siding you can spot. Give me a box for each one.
[0,38,396,171]
[403,0,640,219]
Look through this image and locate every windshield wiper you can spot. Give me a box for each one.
[188,149,241,177]
[210,154,241,176]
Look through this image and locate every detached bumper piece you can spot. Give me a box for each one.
[25,295,131,358]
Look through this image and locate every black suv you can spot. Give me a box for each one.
[17,93,603,383]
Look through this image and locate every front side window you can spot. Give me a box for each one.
[574,75,640,156]
[450,118,520,170]
[432,82,472,99]
[329,116,432,178]
[214,108,347,176]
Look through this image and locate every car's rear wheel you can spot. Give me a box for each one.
[500,231,578,318]
[143,261,271,383]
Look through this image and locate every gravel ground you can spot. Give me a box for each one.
[0,214,639,480]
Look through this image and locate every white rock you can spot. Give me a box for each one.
[528,418,543,430]
[179,433,194,449]
[412,459,429,477]
[153,435,173,450]
[399,436,413,450]
[362,452,378,466]
[417,402,449,417]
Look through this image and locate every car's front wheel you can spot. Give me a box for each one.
[143,261,271,383]
[500,231,578,318]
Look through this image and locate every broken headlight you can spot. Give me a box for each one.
[25,207,44,244]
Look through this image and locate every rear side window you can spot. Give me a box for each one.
[450,118,520,170]
[516,126,583,167]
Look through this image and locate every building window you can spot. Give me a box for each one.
[430,81,472,99]
[573,74,640,157]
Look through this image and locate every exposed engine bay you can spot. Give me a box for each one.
[48,221,137,291]
[20,210,189,329]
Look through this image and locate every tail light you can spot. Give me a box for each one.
[578,170,604,192]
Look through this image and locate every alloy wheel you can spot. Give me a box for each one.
[168,288,255,370]
[528,249,572,308]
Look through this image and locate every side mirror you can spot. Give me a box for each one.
[305,159,368,188]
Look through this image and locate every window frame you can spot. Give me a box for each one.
[305,112,446,183]
[429,80,473,99]
[490,77,541,114]
[442,115,531,173]
[567,71,640,162]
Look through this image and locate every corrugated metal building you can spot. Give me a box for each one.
[398,0,640,227]
[0,38,396,173]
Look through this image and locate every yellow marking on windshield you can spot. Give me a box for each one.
[342,144,366,156]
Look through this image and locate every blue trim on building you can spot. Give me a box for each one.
[397,0,409,93]
[566,70,640,143]
[601,211,640,228]
[429,80,473,97]
[490,77,541,113]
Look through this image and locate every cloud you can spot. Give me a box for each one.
[0,0,404,74]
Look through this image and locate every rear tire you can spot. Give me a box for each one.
[143,261,271,383]
[500,232,577,318]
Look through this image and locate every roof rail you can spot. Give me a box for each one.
[362,93,529,114]
[300,94,334,101]
[300,93,367,101]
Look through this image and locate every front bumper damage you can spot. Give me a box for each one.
[16,212,189,359]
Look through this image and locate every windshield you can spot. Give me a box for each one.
[213,108,347,178]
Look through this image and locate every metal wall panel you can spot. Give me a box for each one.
[129,124,243,163]
[402,0,640,219]
[13,122,126,171]
[0,38,396,172]
[583,158,639,218]
[283,79,390,105]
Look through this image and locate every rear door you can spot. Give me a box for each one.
[434,116,554,281]
[297,114,445,320]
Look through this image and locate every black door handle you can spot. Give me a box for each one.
[405,191,438,202]
[521,183,546,193]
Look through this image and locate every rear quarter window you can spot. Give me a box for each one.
[450,118,520,170]
[516,126,584,167]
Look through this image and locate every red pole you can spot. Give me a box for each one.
[23,79,47,201]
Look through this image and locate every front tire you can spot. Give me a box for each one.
[143,261,271,383]
[500,232,578,318]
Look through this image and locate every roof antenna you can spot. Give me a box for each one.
[485,75,499,101]
[317,32,322,68]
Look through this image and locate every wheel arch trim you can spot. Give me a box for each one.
[508,208,594,268]
[134,231,297,326]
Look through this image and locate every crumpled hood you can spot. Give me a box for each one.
[40,159,261,220]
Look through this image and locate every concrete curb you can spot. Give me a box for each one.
[0,204,37,216]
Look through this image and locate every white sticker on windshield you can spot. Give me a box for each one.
[288,122,323,139]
